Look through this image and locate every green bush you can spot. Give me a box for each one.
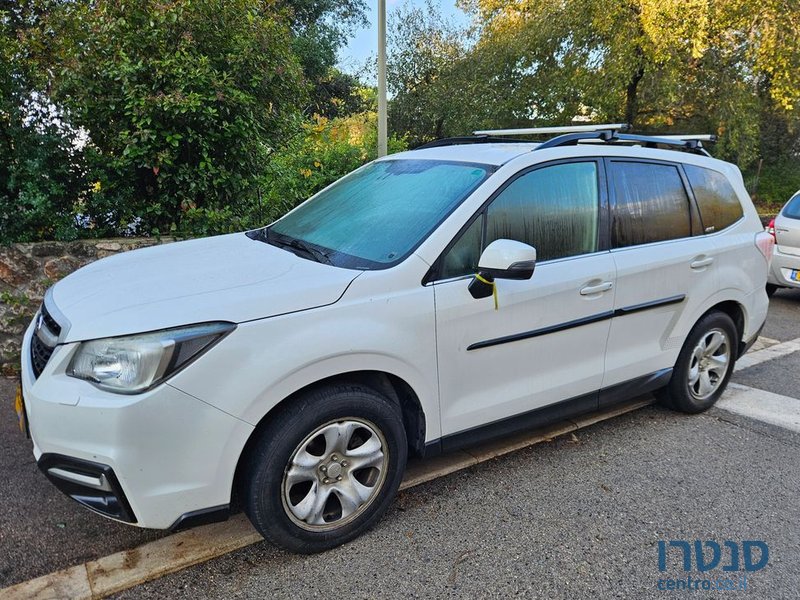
[746,159,800,213]
[166,112,407,237]
[259,112,407,223]
[1,6,87,244]
[47,0,306,238]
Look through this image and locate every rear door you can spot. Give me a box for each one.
[602,159,719,397]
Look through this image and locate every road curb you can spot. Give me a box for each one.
[0,397,653,599]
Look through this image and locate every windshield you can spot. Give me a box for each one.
[267,159,491,269]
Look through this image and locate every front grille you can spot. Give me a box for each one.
[30,333,54,378]
[29,302,61,378]
[41,303,62,337]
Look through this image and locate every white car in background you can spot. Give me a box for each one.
[17,124,773,554]
[766,191,800,295]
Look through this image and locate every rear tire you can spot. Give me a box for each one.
[659,311,737,414]
[240,383,407,554]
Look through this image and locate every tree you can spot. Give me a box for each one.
[387,0,471,146]
[390,0,800,166]
[310,68,376,119]
[0,1,86,243]
[42,0,306,236]
[280,0,368,116]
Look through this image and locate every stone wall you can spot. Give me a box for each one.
[0,238,173,375]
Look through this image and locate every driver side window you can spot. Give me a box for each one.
[437,161,600,279]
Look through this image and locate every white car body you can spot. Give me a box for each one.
[767,191,800,290]
[21,141,770,531]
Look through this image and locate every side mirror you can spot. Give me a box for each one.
[469,239,537,300]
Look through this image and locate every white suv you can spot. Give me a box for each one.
[18,125,772,553]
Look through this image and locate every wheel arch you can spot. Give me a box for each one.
[702,300,746,358]
[231,369,427,507]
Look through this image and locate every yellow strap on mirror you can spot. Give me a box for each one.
[474,273,498,310]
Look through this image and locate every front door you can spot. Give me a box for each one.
[431,160,616,442]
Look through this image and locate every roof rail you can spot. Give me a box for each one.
[473,123,630,136]
[415,126,716,156]
[416,135,537,150]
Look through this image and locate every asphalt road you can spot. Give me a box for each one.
[1,288,799,598]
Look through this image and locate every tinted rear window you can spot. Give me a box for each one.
[783,193,800,220]
[685,165,743,232]
[610,161,691,248]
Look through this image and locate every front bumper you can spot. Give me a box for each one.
[20,319,254,529]
[767,246,800,288]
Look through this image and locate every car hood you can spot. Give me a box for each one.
[50,233,361,342]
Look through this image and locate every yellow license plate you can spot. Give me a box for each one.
[14,384,27,436]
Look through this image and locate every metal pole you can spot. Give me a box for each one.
[377,0,388,157]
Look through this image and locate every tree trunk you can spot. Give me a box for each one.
[625,56,645,127]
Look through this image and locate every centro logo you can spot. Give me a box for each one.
[656,540,768,593]
[658,540,769,572]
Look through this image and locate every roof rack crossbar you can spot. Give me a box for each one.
[473,123,630,136]
[536,131,713,156]
[652,134,717,143]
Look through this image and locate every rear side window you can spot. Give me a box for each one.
[783,193,800,220]
[610,162,691,248]
[684,165,744,232]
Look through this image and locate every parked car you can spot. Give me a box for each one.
[17,125,773,553]
[766,191,800,295]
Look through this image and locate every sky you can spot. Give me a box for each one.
[336,0,471,76]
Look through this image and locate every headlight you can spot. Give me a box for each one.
[67,322,235,393]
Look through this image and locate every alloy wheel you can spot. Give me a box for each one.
[687,327,731,400]
[281,418,388,531]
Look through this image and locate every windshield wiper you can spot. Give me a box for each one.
[280,237,333,265]
[249,228,332,265]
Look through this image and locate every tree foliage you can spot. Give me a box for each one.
[1,1,87,242]
[388,0,471,147]
[1,0,378,243]
[280,0,368,116]
[390,0,800,169]
[41,0,306,236]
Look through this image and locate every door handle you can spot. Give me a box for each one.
[690,257,714,269]
[580,281,613,295]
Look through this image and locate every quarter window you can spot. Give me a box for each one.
[439,217,483,279]
[610,162,691,248]
[684,165,743,232]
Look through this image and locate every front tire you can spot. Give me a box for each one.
[766,283,778,297]
[660,311,737,414]
[241,383,407,554]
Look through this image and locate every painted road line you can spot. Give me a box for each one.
[716,383,800,433]
[0,397,653,600]
[736,337,800,372]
